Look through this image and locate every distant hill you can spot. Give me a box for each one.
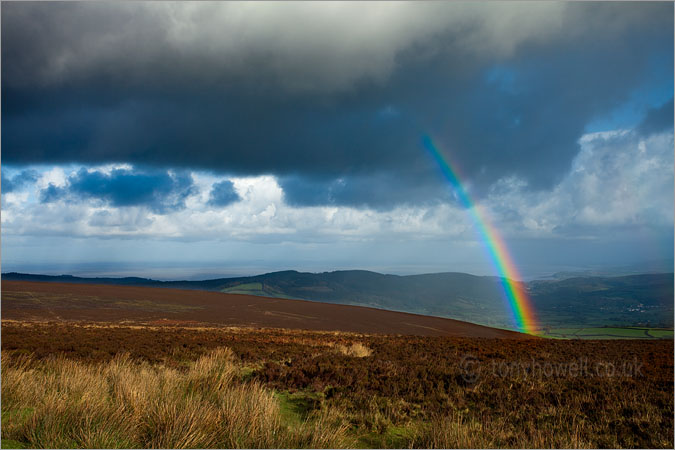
[528,274,674,328]
[3,270,673,329]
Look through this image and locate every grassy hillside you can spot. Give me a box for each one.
[3,271,673,330]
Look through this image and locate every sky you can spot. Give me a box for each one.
[2,1,673,280]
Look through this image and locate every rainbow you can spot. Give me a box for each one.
[422,135,537,334]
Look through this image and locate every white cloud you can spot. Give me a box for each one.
[36,166,68,190]
[2,127,672,246]
[483,129,674,237]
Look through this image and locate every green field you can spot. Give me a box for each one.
[220,282,294,299]
[221,282,265,295]
[540,327,674,340]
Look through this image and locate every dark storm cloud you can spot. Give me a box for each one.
[280,172,454,210]
[1,169,38,193]
[636,98,674,136]
[39,184,63,204]
[207,180,240,207]
[2,2,673,209]
[39,168,195,213]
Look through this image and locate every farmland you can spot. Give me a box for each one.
[540,327,674,340]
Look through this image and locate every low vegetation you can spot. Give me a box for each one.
[1,347,352,449]
[1,281,523,338]
[335,342,372,358]
[2,321,673,448]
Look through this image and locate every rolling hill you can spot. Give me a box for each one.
[1,281,527,338]
[3,270,672,329]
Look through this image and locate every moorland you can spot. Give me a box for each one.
[1,280,673,448]
[4,270,674,332]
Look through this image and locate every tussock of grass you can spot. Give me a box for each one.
[336,342,372,358]
[1,350,353,449]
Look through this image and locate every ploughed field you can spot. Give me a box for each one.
[1,282,673,448]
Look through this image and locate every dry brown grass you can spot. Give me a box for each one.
[336,342,372,358]
[407,412,593,449]
[2,321,672,448]
[1,349,353,449]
